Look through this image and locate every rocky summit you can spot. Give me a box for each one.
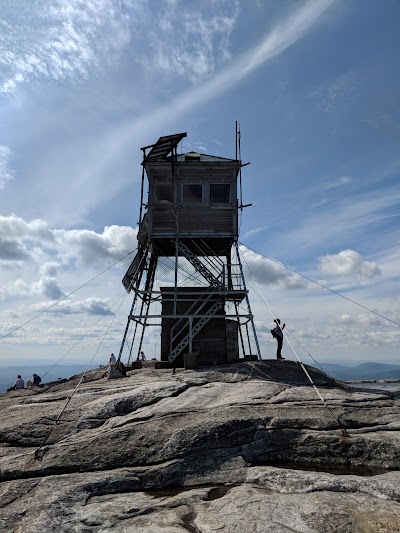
[0,360,399,532]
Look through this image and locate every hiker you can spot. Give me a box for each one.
[109,353,116,364]
[271,318,286,360]
[8,375,25,391]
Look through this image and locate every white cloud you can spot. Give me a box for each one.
[0,215,53,244]
[309,70,356,113]
[278,185,400,256]
[323,176,352,190]
[0,239,29,261]
[243,225,269,239]
[147,0,239,82]
[39,261,60,278]
[1,0,240,94]
[318,249,382,280]
[0,0,140,94]
[240,245,305,289]
[0,215,137,268]
[31,297,114,316]
[54,224,137,267]
[0,146,14,189]
[0,276,65,301]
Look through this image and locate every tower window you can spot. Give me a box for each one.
[155,183,173,203]
[183,184,203,203]
[210,184,230,203]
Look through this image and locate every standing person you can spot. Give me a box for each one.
[272,318,286,360]
[140,351,146,361]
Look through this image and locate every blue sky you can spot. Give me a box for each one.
[0,0,399,367]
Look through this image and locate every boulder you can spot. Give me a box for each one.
[0,360,399,531]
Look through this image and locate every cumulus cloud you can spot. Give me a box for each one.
[39,261,60,278]
[54,224,137,266]
[239,246,305,289]
[31,297,114,316]
[0,276,65,301]
[318,249,382,280]
[0,215,53,243]
[0,216,136,321]
[0,215,137,267]
[0,239,29,261]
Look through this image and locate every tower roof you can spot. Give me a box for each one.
[173,151,238,162]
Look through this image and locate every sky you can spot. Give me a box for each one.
[0,0,399,369]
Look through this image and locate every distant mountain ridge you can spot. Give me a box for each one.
[320,362,400,381]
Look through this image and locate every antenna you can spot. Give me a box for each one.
[237,122,243,210]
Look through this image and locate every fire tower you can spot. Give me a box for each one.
[119,131,260,367]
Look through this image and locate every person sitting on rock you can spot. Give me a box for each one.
[33,373,42,386]
[8,375,25,391]
[109,353,116,364]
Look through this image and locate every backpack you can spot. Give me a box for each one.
[271,329,278,339]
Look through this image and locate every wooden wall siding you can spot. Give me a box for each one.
[150,208,177,233]
[150,207,237,237]
[178,207,235,234]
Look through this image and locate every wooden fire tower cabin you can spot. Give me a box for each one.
[119,131,261,368]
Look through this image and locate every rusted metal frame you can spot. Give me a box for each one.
[170,292,218,347]
[169,297,225,363]
[118,245,150,362]
[130,313,250,319]
[227,247,246,357]
[136,252,158,361]
[191,240,225,282]
[244,322,253,356]
[234,302,246,358]
[235,240,261,360]
[138,156,146,227]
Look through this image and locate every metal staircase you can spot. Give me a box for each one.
[166,239,226,364]
[168,296,224,364]
[175,240,224,289]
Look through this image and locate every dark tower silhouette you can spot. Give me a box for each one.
[119,131,260,367]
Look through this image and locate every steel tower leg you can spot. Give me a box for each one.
[235,240,261,360]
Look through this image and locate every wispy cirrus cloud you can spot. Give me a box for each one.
[242,225,269,239]
[146,0,239,82]
[278,184,400,256]
[323,176,352,190]
[0,0,141,94]
[1,0,241,95]
[71,0,335,224]
[0,146,14,189]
